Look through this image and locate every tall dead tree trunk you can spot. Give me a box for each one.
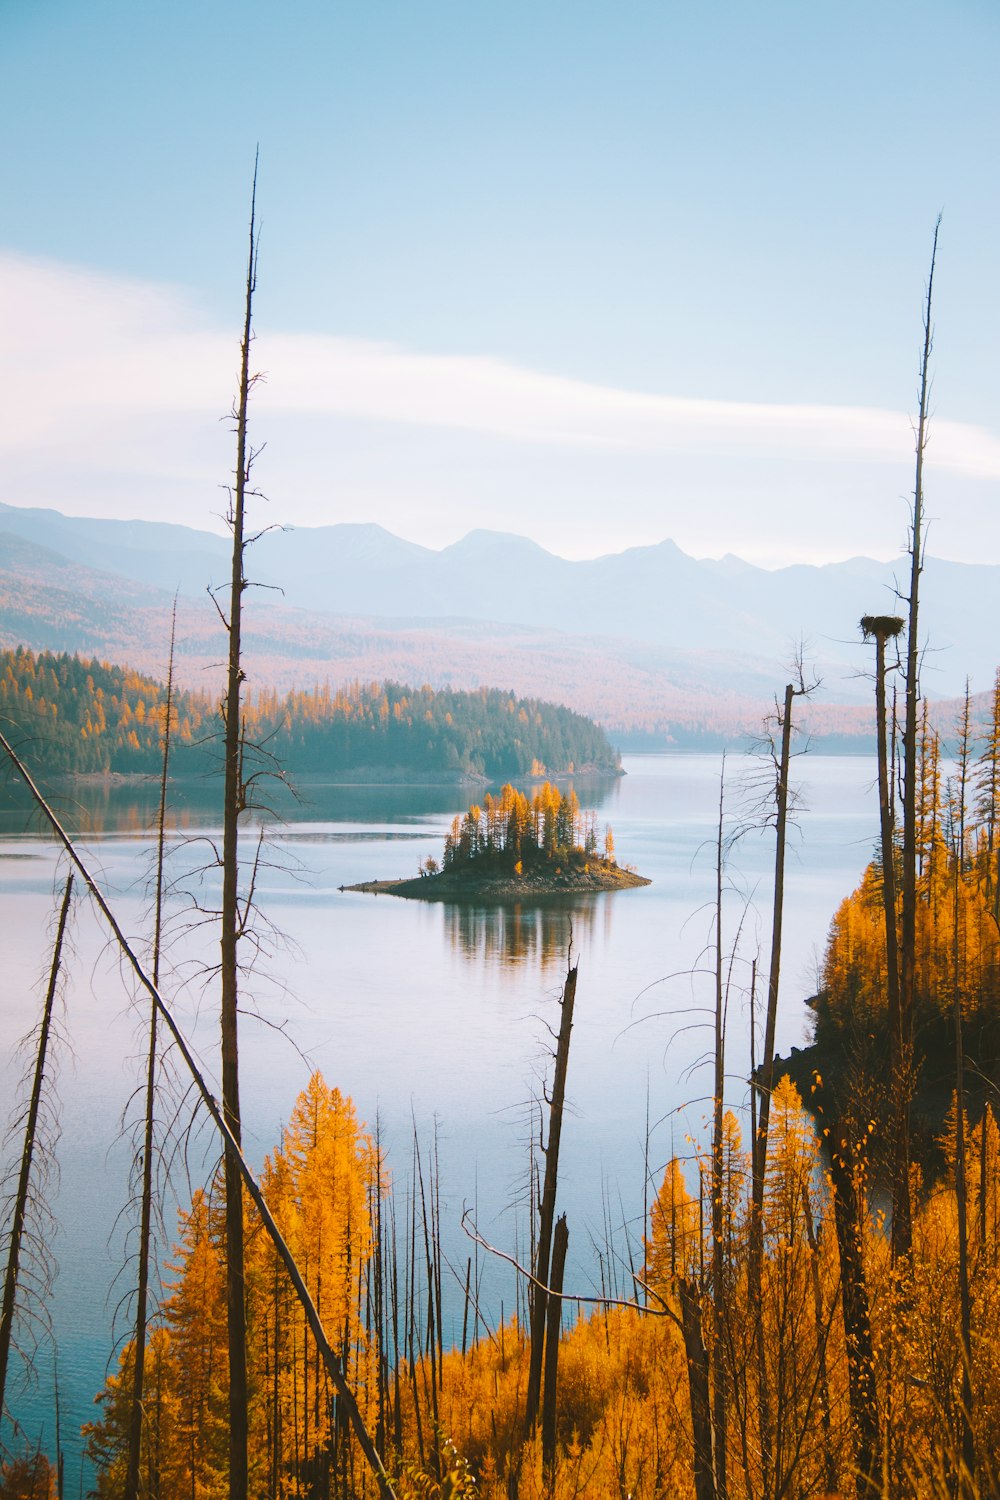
[816,1090,879,1495]
[540,1213,568,1476]
[220,165,260,1500]
[525,963,577,1432]
[0,873,73,1423]
[898,216,941,1263]
[680,1277,716,1500]
[950,685,976,1485]
[749,690,790,1500]
[753,685,794,1197]
[748,674,810,1497]
[710,763,728,1500]
[801,1187,837,1498]
[0,870,72,1428]
[860,614,906,1262]
[125,604,177,1500]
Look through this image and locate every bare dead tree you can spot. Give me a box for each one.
[215,160,264,1500]
[0,874,73,1428]
[897,216,941,1263]
[810,1079,880,1494]
[801,1187,837,1496]
[751,664,816,1207]
[860,613,907,1264]
[540,1212,568,1477]
[124,603,177,1500]
[524,962,577,1433]
[948,684,976,1485]
[744,660,815,1497]
[710,761,728,1500]
[680,1276,716,1500]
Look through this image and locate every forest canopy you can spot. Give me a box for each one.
[0,648,620,782]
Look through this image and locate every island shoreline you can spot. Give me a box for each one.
[341,866,651,902]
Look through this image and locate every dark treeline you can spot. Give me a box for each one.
[0,648,620,781]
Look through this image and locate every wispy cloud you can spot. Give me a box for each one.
[262,333,1000,479]
[1,252,998,568]
[3,251,998,478]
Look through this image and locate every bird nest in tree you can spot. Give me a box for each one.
[860,613,905,639]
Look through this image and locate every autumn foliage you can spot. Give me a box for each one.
[441,782,615,873]
[81,1070,1000,1498]
[86,1076,380,1498]
[0,648,618,780]
[812,690,1000,1165]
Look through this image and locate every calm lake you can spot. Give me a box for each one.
[0,752,881,1480]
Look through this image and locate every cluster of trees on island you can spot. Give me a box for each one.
[437,782,616,875]
[0,648,619,782]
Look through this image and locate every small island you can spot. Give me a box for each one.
[344,781,651,901]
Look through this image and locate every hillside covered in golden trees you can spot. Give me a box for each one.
[0,648,620,781]
[803,687,1000,1171]
[79,1068,1000,1500]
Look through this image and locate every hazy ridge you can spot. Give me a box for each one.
[1,502,993,746]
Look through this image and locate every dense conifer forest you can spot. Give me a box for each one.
[0,648,620,781]
[349,782,648,898]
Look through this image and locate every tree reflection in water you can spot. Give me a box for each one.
[440,895,612,968]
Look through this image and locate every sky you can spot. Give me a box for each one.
[1,0,998,567]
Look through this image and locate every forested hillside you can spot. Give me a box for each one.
[0,647,620,781]
[799,686,1000,1168]
[81,1066,1000,1500]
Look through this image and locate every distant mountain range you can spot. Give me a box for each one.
[1,502,994,746]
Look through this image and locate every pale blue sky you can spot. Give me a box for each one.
[1,0,998,563]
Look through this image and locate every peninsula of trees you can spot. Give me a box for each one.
[0,648,620,783]
[347,781,650,899]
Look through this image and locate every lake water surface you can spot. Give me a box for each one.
[0,753,881,1479]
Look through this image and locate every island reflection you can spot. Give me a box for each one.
[440,894,613,968]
